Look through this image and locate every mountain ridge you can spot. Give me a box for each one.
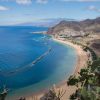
[47,17,100,36]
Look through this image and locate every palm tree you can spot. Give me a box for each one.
[0,86,9,100]
[41,85,66,100]
[67,75,78,86]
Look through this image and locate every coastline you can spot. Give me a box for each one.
[25,37,89,100]
[53,37,88,75]
[52,37,88,100]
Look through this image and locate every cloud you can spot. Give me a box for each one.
[36,0,48,4]
[2,0,48,5]
[88,5,100,12]
[16,0,32,5]
[0,5,9,11]
[60,0,100,2]
[88,5,96,10]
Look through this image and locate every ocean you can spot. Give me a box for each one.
[0,26,77,99]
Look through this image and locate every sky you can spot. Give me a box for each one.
[0,0,100,25]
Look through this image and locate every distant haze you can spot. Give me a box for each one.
[16,18,76,27]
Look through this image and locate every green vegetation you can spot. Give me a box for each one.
[41,88,66,100]
[66,37,100,100]
[0,88,8,100]
[83,46,97,61]
[67,76,78,86]
[67,55,100,100]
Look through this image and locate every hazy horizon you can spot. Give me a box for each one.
[0,0,100,25]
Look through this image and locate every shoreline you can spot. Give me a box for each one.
[54,38,88,75]
[24,37,88,100]
[51,37,88,100]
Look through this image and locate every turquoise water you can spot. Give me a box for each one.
[0,26,77,100]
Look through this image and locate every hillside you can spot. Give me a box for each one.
[47,17,100,36]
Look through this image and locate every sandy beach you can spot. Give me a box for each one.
[52,37,88,100]
[24,37,89,100]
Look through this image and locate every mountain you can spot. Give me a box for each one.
[47,17,100,36]
[17,18,75,27]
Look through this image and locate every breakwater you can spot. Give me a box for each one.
[0,46,52,76]
[32,47,52,65]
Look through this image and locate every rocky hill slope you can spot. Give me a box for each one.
[47,17,100,36]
